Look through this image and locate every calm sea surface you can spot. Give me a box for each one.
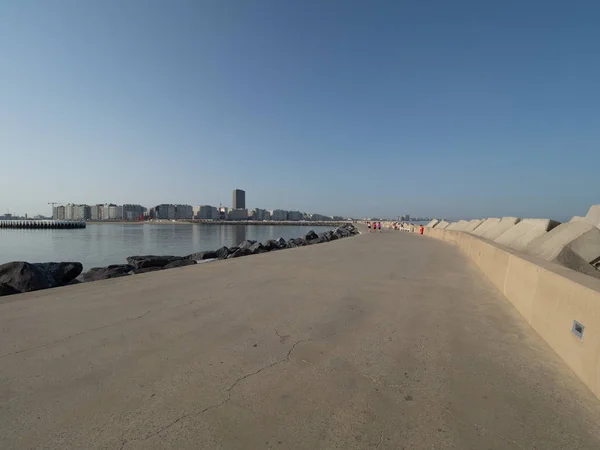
[0,223,334,270]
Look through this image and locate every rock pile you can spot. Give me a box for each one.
[0,224,360,297]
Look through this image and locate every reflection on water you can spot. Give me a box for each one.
[0,223,333,269]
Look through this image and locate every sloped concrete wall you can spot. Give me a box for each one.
[426,219,439,228]
[463,219,483,232]
[435,220,450,229]
[423,226,600,400]
[446,220,468,231]
[495,219,560,251]
[585,205,600,228]
[478,217,521,240]
[471,218,501,236]
[525,221,600,278]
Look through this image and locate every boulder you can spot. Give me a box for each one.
[33,262,83,286]
[79,264,134,282]
[215,247,231,260]
[293,237,307,246]
[228,248,253,258]
[238,240,257,250]
[0,261,84,295]
[0,261,52,294]
[318,232,331,243]
[131,266,165,274]
[249,242,268,254]
[186,251,218,261]
[329,232,339,241]
[286,239,297,249]
[164,259,197,269]
[276,237,287,248]
[126,255,184,269]
[333,227,350,238]
[263,240,280,251]
[0,282,20,297]
[304,230,319,241]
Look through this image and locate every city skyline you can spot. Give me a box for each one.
[1,2,599,222]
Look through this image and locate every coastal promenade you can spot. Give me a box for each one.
[2,229,600,449]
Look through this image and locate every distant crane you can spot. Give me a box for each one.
[48,202,64,219]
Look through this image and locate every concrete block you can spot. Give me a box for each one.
[478,217,521,240]
[495,219,560,251]
[446,220,467,231]
[463,219,483,232]
[425,219,439,228]
[434,220,450,229]
[585,205,600,228]
[570,216,586,223]
[525,221,600,278]
[471,218,500,236]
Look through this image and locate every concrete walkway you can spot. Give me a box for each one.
[2,230,600,449]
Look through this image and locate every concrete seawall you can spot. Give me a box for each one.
[424,226,600,399]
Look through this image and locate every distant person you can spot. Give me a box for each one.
[378,222,382,232]
[368,222,371,232]
[419,225,424,235]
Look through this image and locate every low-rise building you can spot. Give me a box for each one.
[52,206,66,220]
[229,209,249,221]
[64,204,91,221]
[287,211,304,221]
[270,209,288,221]
[122,204,145,221]
[194,205,220,220]
[175,204,193,220]
[250,208,269,221]
[154,204,176,220]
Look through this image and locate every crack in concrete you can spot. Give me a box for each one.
[0,296,213,359]
[121,331,328,448]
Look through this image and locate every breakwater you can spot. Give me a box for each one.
[0,220,86,229]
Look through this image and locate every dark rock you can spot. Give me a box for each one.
[79,264,134,282]
[132,266,165,274]
[277,237,287,248]
[329,232,339,241]
[164,259,197,269]
[249,242,268,254]
[293,237,307,246]
[0,282,20,297]
[186,251,217,261]
[286,239,297,248]
[0,261,52,294]
[318,232,331,243]
[215,247,232,260]
[33,262,83,286]
[126,255,184,269]
[304,230,319,241]
[263,240,280,251]
[228,248,253,258]
[238,240,257,250]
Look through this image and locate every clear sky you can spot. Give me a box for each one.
[1,1,598,221]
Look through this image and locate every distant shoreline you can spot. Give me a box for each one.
[86,220,353,226]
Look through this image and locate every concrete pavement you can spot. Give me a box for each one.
[2,230,600,449]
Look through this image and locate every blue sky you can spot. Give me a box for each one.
[1,1,598,221]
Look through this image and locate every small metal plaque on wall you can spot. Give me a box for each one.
[572,320,584,340]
